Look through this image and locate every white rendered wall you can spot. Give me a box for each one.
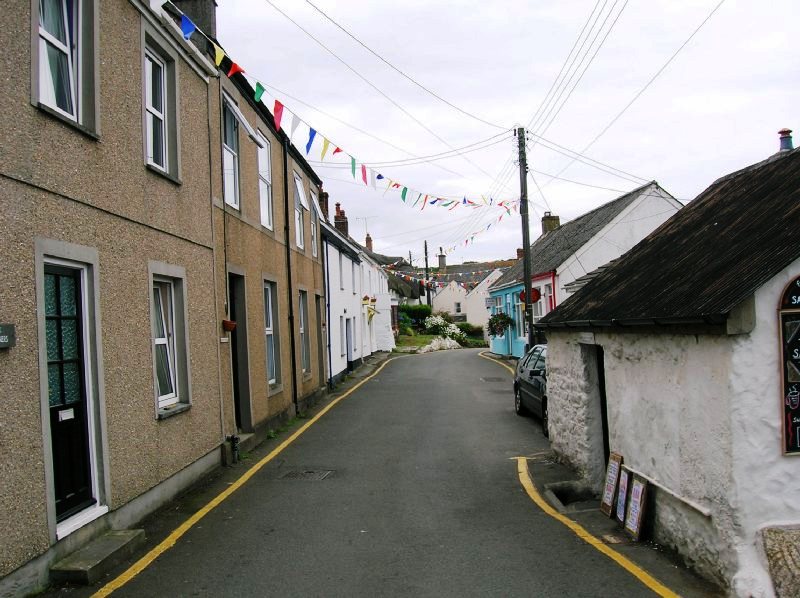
[432,281,467,316]
[464,269,503,337]
[557,185,680,299]
[325,242,362,380]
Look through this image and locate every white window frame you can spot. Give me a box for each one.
[222,100,240,209]
[340,315,346,356]
[294,173,306,249]
[38,0,78,120]
[152,279,178,408]
[514,292,525,338]
[299,291,310,373]
[338,253,344,290]
[310,190,318,257]
[351,261,356,295]
[144,48,168,172]
[264,281,279,385]
[532,286,543,321]
[257,131,273,229]
[455,302,462,314]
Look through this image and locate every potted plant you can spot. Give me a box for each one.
[487,312,514,337]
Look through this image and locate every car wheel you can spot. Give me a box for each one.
[541,397,549,437]
[514,386,526,416]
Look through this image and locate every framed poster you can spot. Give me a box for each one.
[624,476,648,541]
[615,467,630,524]
[600,453,623,517]
[780,275,800,455]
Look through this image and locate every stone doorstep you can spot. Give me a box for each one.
[50,529,146,585]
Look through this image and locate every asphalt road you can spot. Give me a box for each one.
[108,349,665,597]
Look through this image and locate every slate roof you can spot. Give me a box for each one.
[490,181,667,291]
[538,147,800,327]
[357,247,422,299]
[427,260,515,288]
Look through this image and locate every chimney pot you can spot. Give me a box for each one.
[541,211,560,234]
[365,233,373,252]
[319,191,329,220]
[779,128,794,152]
[438,249,446,269]
[335,202,341,216]
[517,247,525,260]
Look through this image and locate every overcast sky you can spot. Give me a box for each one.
[216,0,799,266]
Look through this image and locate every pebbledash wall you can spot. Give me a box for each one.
[545,255,800,593]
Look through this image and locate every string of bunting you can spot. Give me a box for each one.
[170,4,521,218]
[381,266,510,289]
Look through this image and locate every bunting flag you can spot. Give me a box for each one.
[412,193,421,207]
[401,187,408,202]
[273,100,284,131]
[370,169,377,189]
[333,147,343,156]
[289,115,300,140]
[181,15,196,40]
[254,82,266,103]
[361,164,368,185]
[212,43,225,67]
[321,138,330,160]
[305,128,316,154]
[422,195,429,210]
[227,62,244,78]
[376,174,384,181]
[350,156,356,178]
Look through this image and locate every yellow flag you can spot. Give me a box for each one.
[213,43,225,66]
[321,138,330,161]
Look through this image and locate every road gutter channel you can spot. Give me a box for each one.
[478,351,681,598]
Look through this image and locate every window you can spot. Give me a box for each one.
[222,101,240,208]
[299,291,310,373]
[144,49,168,171]
[532,286,543,321]
[263,281,280,385]
[35,0,97,130]
[338,253,344,290]
[149,264,190,415]
[340,316,345,356]
[294,173,307,248]
[310,190,318,257]
[455,302,462,314]
[257,132,273,229]
[514,292,525,338]
[351,261,356,295]
[544,283,553,313]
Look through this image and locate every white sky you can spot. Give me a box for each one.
[216,0,799,265]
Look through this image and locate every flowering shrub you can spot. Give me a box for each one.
[424,315,466,343]
[487,313,514,337]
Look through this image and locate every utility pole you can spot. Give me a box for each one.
[517,127,535,351]
[424,240,432,306]
[408,251,412,266]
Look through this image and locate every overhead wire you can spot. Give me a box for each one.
[303,0,509,131]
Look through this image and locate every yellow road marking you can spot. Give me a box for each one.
[516,459,680,597]
[92,357,400,597]
[478,350,515,374]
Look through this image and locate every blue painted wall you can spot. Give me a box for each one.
[488,284,528,358]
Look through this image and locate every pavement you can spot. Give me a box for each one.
[42,348,721,597]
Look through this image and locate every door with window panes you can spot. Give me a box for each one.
[45,265,95,521]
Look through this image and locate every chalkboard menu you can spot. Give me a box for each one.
[600,453,623,517]
[624,477,648,541]
[781,275,800,455]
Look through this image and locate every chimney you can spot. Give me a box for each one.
[779,128,794,152]
[438,247,446,269]
[172,0,217,38]
[334,203,348,236]
[319,191,329,220]
[541,211,560,234]
[516,247,525,260]
[365,233,373,252]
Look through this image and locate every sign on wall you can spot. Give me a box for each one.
[615,467,630,524]
[0,323,15,349]
[780,275,800,455]
[624,476,648,541]
[600,452,623,517]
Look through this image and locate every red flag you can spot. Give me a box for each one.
[333,147,343,155]
[274,100,284,132]
[361,164,367,185]
[392,183,401,188]
[227,62,244,77]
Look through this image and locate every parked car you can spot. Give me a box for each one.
[514,344,548,436]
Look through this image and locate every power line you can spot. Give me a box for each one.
[303,0,509,131]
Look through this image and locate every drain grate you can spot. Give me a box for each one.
[481,376,505,383]
[277,469,334,481]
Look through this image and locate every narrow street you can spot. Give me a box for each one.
[81,349,705,597]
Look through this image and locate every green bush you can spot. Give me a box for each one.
[399,325,414,336]
[399,304,432,329]
[456,322,484,337]
[432,310,453,324]
[461,337,488,348]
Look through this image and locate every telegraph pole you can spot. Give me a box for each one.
[517,127,535,351]
[424,240,432,306]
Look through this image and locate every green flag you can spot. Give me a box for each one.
[254,82,265,103]
[351,156,356,178]
[401,187,408,202]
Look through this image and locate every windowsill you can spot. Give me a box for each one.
[157,402,191,420]
[267,382,283,397]
[146,163,182,186]
[302,372,312,381]
[37,103,100,141]
[56,504,109,540]
[224,200,240,211]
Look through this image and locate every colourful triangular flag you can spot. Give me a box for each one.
[370,169,377,189]
[181,15,196,40]
[401,187,408,202]
[376,174,384,180]
[422,195,429,210]
[254,82,266,103]
[306,128,316,154]
[333,147,343,155]
[212,43,225,67]
[227,62,244,78]
[273,100,284,131]
[350,156,356,178]
[289,115,300,140]
[361,164,368,185]
[321,138,330,160]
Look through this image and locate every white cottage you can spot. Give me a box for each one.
[537,134,800,596]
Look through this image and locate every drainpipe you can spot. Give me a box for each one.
[324,237,334,389]
[283,138,299,415]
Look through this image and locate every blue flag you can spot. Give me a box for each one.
[306,128,316,155]
[181,15,196,40]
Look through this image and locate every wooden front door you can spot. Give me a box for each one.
[44,265,95,522]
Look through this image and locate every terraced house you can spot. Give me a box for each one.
[0,0,327,593]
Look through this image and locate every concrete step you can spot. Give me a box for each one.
[50,529,146,585]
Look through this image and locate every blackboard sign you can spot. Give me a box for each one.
[624,476,648,541]
[600,453,623,517]
[615,467,630,524]
[780,275,800,455]
[0,324,15,349]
